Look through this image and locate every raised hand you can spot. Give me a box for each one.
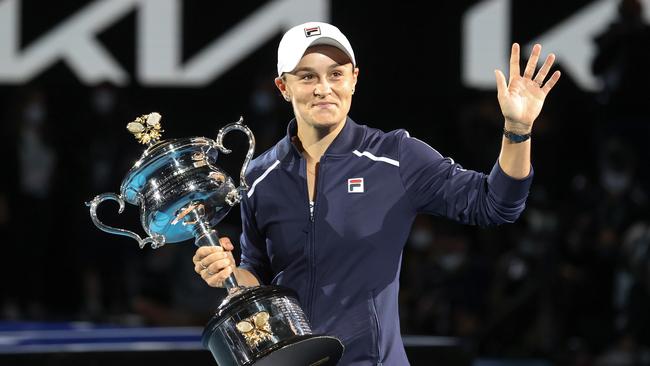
[495,43,561,134]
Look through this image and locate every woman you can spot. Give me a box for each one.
[193,21,560,365]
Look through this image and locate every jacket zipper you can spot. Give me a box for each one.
[302,157,313,318]
[307,216,316,317]
[306,157,326,318]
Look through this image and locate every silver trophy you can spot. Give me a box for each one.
[86,113,343,365]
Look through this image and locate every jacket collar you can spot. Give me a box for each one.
[278,116,366,161]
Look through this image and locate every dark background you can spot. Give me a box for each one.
[1,0,650,365]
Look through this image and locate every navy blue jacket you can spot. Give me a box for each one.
[238,118,532,365]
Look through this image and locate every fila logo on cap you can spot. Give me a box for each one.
[304,26,321,37]
[348,178,364,193]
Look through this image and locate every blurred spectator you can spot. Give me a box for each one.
[553,137,648,360]
[401,215,445,334]
[247,75,286,152]
[592,0,650,167]
[0,94,18,320]
[595,333,650,366]
[4,87,58,319]
[401,216,488,339]
[617,220,650,348]
[131,221,241,326]
[456,94,503,172]
[76,82,138,321]
[592,0,650,112]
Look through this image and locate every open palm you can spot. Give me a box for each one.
[495,43,561,132]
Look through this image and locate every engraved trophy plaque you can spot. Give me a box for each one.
[87,113,343,365]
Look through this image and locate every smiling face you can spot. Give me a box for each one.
[275,45,358,133]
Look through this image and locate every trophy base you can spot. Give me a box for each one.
[202,286,343,366]
[251,335,342,366]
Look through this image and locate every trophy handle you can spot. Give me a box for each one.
[86,193,166,249]
[214,116,256,206]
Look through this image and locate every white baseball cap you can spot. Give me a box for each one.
[277,22,356,76]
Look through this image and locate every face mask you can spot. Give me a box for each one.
[252,89,273,114]
[601,169,631,195]
[409,229,433,250]
[438,253,465,272]
[518,238,539,257]
[23,102,46,126]
[507,257,528,280]
[93,89,116,114]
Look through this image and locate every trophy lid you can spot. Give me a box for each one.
[116,113,241,244]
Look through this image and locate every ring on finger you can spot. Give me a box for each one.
[200,262,208,270]
[207,270,215,276]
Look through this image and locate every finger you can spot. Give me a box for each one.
[523,44,541,79]
[196,264,213,275]
[207,258,234,274]
[509,43,520,80]
[192,252,208,267]
[542,70,561,94]
[495,69,508,96]
[214,266,233,286]
[195,246,222,260]
[199,252,230,274]
[192,250,204,264]
[200,267,212,281]
[203,250,229,265]
[534,53,555,85]
[206,266,233,287]
[195,256,214,272]
[219,237,234,251]
[194,249,224,273]
[200,264,219,279]
[196,246,220,259]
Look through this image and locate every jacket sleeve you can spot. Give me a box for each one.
[238,193,272,284]
[397,131,533,226]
